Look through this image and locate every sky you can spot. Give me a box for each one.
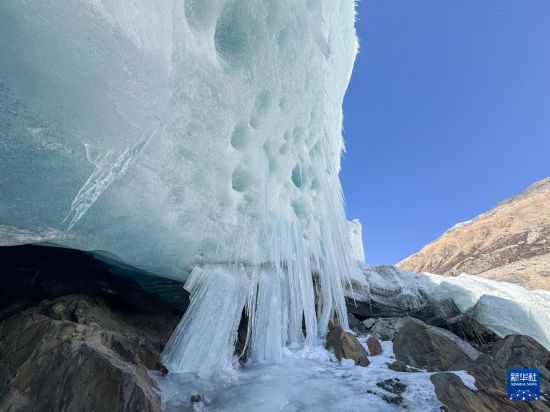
[341,0,550,265]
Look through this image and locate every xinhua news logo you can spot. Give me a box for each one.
[508,368,540,401]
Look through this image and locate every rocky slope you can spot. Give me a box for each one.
[0,244,183,412]
[2,244,549,411]
[398,177,550,290]
[0,295,177,411]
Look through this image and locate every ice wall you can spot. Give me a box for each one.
[1,1,358,373]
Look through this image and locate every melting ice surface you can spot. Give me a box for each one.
[155,338,446,412]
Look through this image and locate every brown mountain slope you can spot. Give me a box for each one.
[397,177,550,290]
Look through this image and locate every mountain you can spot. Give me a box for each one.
[398,177,550,290]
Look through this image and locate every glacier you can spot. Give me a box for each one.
[0,0,358,375]
[3,4,548,406]
[350,265,550,350]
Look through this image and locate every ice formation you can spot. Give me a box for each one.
[155,338,444,411]
[348,219,365,262]
[1,1,358,374]
[351,265,550,349]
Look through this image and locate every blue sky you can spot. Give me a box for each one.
[341,0,550,264]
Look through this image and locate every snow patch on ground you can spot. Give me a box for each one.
[451,371,478,391]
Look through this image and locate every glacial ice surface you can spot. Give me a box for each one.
[1,0,359,375]
[351,265,550,349]
[0,0,357,277]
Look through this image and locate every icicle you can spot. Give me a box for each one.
[161,265,249,377]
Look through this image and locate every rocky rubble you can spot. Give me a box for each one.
[2,244,549,411]
[346,307,550,411]
[391,317,549,411]
[0,245,183,412]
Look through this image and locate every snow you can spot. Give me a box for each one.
[154,338,444,411]
[1,0,359,375]
[451,371,478,391]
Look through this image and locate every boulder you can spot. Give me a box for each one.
[347,312,368,335]
[393,318,548,410]
[346,298,414,319]
[490,334,550,371]
[393,317,481,371]
[387,360,420,373]
[415,298,500,351]
[489,334,550,402]
[0,295,179,412]
[362,318,376,329]
[431,371,541,412]
[326,324,370,367]
[367,336,382,356]
[369,317,406,341]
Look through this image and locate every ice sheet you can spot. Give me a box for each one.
[155,338,444,412]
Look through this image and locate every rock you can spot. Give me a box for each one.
[367,336,382,355]
[362,318,376,329]
[325,324,370,367]
[347,297,415,318]
[376,378,406,395]
[490,334,550,371]
[376,378,406,406]
[393,317,481,371]
[190,393,202,403]
[347,312,368,335]
[0,295,179,412]
[395,318,548,410]
[387,360,420,373]
[369,317,406,341]
[489,334,550,401]
[430,371,540,412]
[414,298,500,350]
[381,394,403,406]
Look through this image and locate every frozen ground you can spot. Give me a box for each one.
[154,337,473,411]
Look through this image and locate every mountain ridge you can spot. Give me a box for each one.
[398,177,550,290]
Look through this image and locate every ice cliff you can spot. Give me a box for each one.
[0,0,358,374]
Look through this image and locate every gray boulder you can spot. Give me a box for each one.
[362,318,376,329]
[489,334,550,403]
[394,318,548,410]
[490,334,550,371]
[369,317,406,341]
[393,317,481,371]
[430,371,540,412]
